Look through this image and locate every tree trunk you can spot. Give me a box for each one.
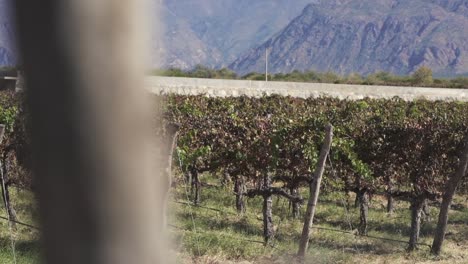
[234,176,245,214]
[432,138,468,255]
[298,124,333,258]
[290,187,300,219]
[368,192,373,203]
[262,175,273,245]
[189,165,195,197]
[222,171,231,186]
[191,168,200,205]
[421,199,430,224]
[354,192,360,208]
[0,137,18,227]
[386,178,394,214]
[185,169,192,188]
[1,182,18,227]
[358,190,369,235]
[386,195,394,214]
[345,191,351,210]
[408,196,425,251]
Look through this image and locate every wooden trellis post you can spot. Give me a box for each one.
[298,124,333,259]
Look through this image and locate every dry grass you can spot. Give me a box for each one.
[1,180,466,264]
[171,176,468,264]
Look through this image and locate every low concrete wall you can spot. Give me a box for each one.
[146,76,468,101]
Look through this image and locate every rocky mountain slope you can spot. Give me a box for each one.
[0,0,16,66]
[0,0,312,69]
[230,0,468,76]
[160,0,313,69]
[2,0,467,77]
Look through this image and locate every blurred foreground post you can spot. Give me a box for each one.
[14,0,166,263]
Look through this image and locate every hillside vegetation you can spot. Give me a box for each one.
[153,66,468,89]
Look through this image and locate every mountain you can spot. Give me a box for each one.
[230,0,468,77]
[158,3,223,69]
[2,0,467,76]
[160,0,313,69]
[0,0,16,66]
[0,0,314,69]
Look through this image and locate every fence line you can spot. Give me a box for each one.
[172,199,433,249]
[0,200,433,249]
[167,223,272,247]
[0,215,40,230]
[172,200,237,215]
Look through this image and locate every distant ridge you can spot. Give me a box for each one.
[2,0,468,77]
[230,0,468,77]
[160,0,313,69]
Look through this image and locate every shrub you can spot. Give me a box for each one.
[412,66,433,85]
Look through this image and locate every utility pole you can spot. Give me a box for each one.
[265,48,268,82]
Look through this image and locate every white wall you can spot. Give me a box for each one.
[146,76,468,101]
